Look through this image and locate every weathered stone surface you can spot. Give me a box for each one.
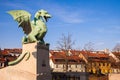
[109,73,120,80]
[0,42,51,80]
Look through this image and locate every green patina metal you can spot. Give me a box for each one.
[8,52,30,66]
[7,9,51,65]
[8,9,51,44]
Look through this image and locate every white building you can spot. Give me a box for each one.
[49,50,86,72]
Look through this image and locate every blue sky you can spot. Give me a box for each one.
[0,0,120,50]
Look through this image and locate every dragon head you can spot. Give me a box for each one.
[34,9,51,22]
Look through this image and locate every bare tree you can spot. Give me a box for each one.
[84,42,94,51]
[56,33,75,72]
[112,43,120,52]
[56,33,75,51]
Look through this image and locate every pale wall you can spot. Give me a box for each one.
[109,73,120,80]
[0,43,51,80]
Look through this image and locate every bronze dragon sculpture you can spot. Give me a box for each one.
[8,9,51,65]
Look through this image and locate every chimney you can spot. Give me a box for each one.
[104,48,109,53]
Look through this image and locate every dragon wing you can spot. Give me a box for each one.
[8,10,32,35]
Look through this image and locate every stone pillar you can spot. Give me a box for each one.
[21,42,52,80]
[0,42,52,80]
[36,43,52,80]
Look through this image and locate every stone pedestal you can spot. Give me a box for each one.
[0,42,52,80]
[36,43,52,80]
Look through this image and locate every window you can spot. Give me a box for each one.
[79,65,81,68]
[92,63,94,66]
[69,64,71,68]
[42,60,46,67]
[56,64,58,68]
[63,64,64,68]
[75,64,77,68]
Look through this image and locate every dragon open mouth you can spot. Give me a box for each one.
[44,16,51,22]
[44,16,47,22]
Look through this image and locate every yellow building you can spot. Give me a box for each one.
[79,51,111,74]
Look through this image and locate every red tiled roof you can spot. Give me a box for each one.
[69,50,81,55]
[1,48,22,55]
[80,50,109,58]
[50,50,85,64]
[1,50,8,55]
[50,50,110,63]
[0,58,5,62]
[112,52,120,60]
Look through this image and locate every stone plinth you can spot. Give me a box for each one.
[0,42,52,80]
[109,73,120,80]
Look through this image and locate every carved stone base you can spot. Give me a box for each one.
[0,42,52,80]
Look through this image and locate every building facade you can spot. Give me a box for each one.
[50,50,88,80]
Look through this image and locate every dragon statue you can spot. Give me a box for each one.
[8,9,51,65]
[8,9,51,44]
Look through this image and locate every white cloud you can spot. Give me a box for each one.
[5,2,84,24]
[116,41,120,43]
[59,13,84,23]
[5,2,34,12]
[58,10,84,24]
[46,4,84,24]
[96,25,120,34]
[4,1,84,24]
